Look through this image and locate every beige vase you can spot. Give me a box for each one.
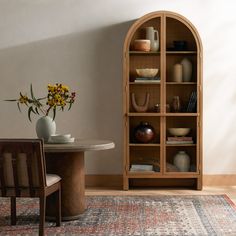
[180,58,192,82]
[173,151,190,172]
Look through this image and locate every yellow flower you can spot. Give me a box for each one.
[19,94,28,104]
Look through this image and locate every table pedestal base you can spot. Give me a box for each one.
[45,152,85,221]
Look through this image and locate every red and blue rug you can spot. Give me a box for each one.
[0,195,236,235]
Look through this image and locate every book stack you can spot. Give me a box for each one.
[130,164,154,172]
[134,77,160,83]
[186,91,197,112]
[166,136,193,144]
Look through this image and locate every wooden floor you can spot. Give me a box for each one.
[86,186,236,204]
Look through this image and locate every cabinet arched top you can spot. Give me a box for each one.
[123,11,202,54]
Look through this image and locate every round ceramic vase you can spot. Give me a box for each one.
[173,151,190,172]
[36,116,56,142]
[180,58,192,82]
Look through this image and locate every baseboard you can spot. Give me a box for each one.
[203,175,236,186]
[85,175,123,187]
[85,174,236,188]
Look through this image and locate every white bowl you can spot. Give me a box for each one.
[168,128,191,137]
[50,134,71,142]
[136,68,159,78]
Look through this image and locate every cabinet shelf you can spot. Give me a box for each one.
[165,113,199,116]
[123,11,202,190]
[165,144,196,147]
[166,82,197,85]
[129,143,160,147]
[129,51,160,55]
[129,82,161,85]
[128,112,162,116]
[166,51,197,54]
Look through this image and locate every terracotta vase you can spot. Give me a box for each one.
[36,116,56,142]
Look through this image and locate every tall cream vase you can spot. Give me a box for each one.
[36,116,56,142]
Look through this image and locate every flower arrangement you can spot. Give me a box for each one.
[6,83,76,121]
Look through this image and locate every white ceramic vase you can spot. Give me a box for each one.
[180,58,192,82]
[173,151,190,172]
[36,116,56,142]
[145,27,159,52]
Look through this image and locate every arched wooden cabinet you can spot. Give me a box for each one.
[123,11,202,190]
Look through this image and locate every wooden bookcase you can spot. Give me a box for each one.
[123,11,203,190]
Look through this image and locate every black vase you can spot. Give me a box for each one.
[134,121,155,143]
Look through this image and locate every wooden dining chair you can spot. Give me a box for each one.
[0,139,61,236]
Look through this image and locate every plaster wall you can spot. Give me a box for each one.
[0,0,236,174]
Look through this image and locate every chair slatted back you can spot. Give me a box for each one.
[0,139,46,197]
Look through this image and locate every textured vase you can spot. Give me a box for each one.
[180,58,192,82]
[36,116,56,142]
[173,151,190,172]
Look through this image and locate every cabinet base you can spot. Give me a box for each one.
[123,177,202,190]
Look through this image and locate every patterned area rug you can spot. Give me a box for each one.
[0,195,236,236]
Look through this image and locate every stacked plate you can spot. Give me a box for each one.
[48,134,75,144]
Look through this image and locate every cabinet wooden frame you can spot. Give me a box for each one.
[123,11,203,190]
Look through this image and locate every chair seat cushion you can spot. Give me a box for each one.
[46,174,61,186]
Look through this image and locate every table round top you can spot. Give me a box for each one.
[44,139,115,153]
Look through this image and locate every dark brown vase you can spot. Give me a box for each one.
[134,121,155,143]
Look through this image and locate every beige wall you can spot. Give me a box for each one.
[0,0,236,175]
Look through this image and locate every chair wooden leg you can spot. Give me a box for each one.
[56,185,61,226]
[39,196,46,236]
[10,197,16,225]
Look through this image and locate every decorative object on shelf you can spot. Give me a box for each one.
[154,103,160,112]
[166,162,179,172]
[131,93,150,112]
[168,128,191,137]
[134,121,155,143]
[5,83,76,141]
[173,40,187,51]
[133,39,151,51]
[171,95,182,112]
[180,57,192,82]
[36,116,56,142]
[136,68,159,78]
[186,91,197,112]
[165,104,170,112]
[173,151,190,172]
[166,136,193,144]
[134,78,160,83]
[173,63,183,82]
[130,164,154,172]
[145,27,159,51]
